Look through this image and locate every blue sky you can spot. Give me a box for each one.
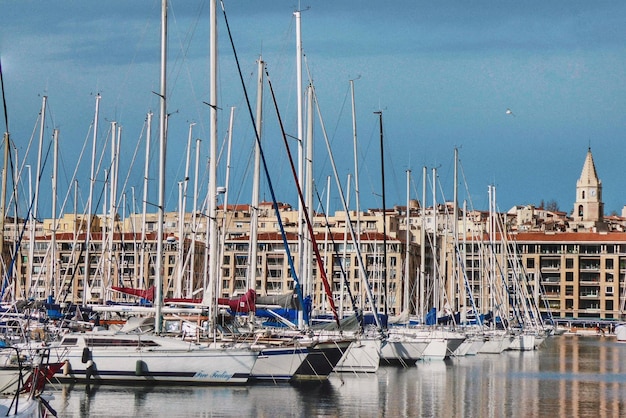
[2,1,626,219]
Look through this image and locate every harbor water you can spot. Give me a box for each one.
[48,335,626,417]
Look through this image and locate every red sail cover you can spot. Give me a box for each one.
[111,287,256,313]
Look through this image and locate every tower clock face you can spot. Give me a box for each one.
[590,188,596,197]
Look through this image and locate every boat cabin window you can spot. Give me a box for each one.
[85,338,160,348]
[61,338,78,346]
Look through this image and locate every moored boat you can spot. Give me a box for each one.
[53,326,258,385]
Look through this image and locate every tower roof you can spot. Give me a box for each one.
[578,147,601,186]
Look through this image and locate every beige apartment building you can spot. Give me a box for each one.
[451,148,626,322]
[4,147,625,322]
[5,202,425,318]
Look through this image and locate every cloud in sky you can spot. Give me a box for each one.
[2,1,626,218]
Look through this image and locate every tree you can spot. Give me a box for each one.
[545,199,559,212]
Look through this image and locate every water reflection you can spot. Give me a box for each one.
[51,336,626,417]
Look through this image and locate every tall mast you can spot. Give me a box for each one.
[50,129,59,299]
[0,58,10,262]
[85,93,100,305]
[0,131,7,263]
[177,123,194,298]
[420,165,426,322]
[404,169,410,315]
[294,9,305,328]
[218,107,234,297]
[140,111,152,291]
[29,96,46,289]
[248,58,263,291]
[190,137,200,296]
[206,0,218,330]
[432,167,438,315]
[350,79,361,229]
[375,110,388,317]
[452,147,459,314]
[155,0,168,333]
[305,84,314,302]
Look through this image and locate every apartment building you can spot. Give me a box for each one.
[451,148,626,322]
[6,147,624,322]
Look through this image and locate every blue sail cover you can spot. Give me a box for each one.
[425,307,437,325]
[256,295,312,327]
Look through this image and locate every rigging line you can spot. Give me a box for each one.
[13,118,40,213]
[219,0,309,325]
[58,160,113,305]
[265,73,341,328]
[118,120,148,205]
[55,123,93,224]
[1,139,53,299]
[0,58,8,132]
[301,55,350,182]
[458,158,478,214]
[312,182,360,321]
[309,82,383,328]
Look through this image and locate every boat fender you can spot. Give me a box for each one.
[62,360,72,376]
[136,360,148,376]
[81,347,92,363]
[85,360,95,381]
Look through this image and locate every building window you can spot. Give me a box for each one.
[578,205,583,217]
[526,258,535,269]
[606,286,614,295]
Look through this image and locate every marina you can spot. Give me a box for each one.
[44,335,626,417]
[1,3,626,417]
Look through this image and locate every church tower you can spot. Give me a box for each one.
[573,147,603,227]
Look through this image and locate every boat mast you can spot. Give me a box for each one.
[218,108,234,298]
[206,0,218,331]
[29,95,46,292]
[176,123,194,298]
[294,9,305,328]
[404,169,410,316]
[375,110,388,317]
[432,167,438,316]
[85,93,101,305]
[452,147,459,314]
[305,83,314,308]
[50,129,59,299]
[248,58,263,292]
[0,59,9,266]
[155,0,168,333]
[420,165,426,322]
[190,136,200,297]
[140,111,152,292]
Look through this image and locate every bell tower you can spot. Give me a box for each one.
[573,147,603,226]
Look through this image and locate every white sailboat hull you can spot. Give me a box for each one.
[509,334,536,351]
[380,335,428,365]
[250,345,307,381]
[54,331,258,385]
[478,332,514,354]
[421,339,447,361]
[335,338,381,373]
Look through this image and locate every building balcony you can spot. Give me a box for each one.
[579,279,600,285]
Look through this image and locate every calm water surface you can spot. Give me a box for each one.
[48,335,626,417]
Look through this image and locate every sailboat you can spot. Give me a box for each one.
[214,7,354,380]
[52,0,258,385]
[0,57,63,418]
